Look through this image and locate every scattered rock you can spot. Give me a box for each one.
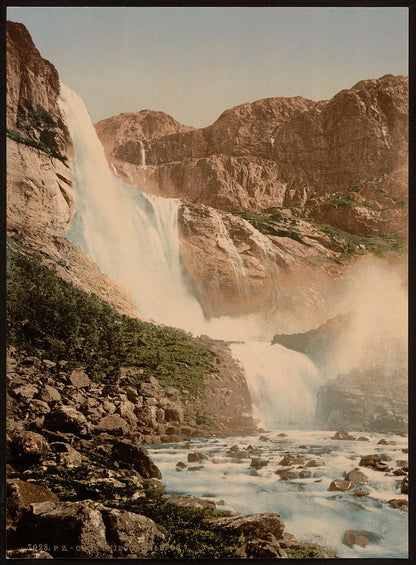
[69,368,91,388]
[176,461,187,470]
[38,385,61,403]
[331,430,355,441]
[328,479,355,492]
[187,452,208,463]
[305,459,321,468]
[7,430,49,464]
[345,469,369,484]
[14,500,113,557]
[353,488,369,497]
[188,465,205,472]
[167,496,216,510]
[343,529,381,548]
[400,476,408,494]
[250,458,268,468]
[279,454,305,466]
[356,436,370,441]
[275,469,298,481]
[380,453,392,461]
[299,469,311,479]
[95,414,129,436]
[278,433,288,437]
[388,498,408,511]
[50,442,83,468]
[377,438,397,445]
[259,435,269,442]
[7,479,59,523]
[44,406,90,437]
[359,454,389,471]
[101,506,164,557]
[210,513,285,542]
[402,447,408,454]
[111,441,162,479]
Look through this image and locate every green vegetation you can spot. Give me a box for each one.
[7,103,68,165]
[309,222,406,261]
[7,237,214,399]
[120,491,246,559]
[233,211,309,245]
[322,192,370,209]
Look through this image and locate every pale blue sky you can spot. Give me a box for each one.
[8,7,408,128]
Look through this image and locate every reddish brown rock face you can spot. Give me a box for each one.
[7,21,74,237]
[94,75,407,230]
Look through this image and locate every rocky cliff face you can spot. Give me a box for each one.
[95,76,407,233]
[96,75,407,319]
[7,21,74,238]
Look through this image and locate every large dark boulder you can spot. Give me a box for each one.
[111,440,162,479]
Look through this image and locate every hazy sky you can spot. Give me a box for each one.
[8,7,408,128]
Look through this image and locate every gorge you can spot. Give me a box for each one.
[6,19,408,560]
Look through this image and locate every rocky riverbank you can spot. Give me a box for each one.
[7,351,336,559]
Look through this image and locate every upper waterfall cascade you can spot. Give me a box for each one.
[58,83,324,429]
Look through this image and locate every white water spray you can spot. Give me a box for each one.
[59,83,324,428]
[138,140,146,168]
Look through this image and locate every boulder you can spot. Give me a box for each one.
[359,454,389,471]
[275,469,298,481]
[164,403,184,423]
[343,529,381,548]
[44,406,90,436]
[331,430,355,441]
[353,488,370,497]
[101,507,164,557]
[299,469,311,479]
[111,440,162,479]
[115,399,137,426]
[234,536,288,558]
[38,385,61,403]
[167,496,216,510]
[387,498,408,511]
[176,461,187,470]
[9,383,38,401]
[250,458,268,468]
[7,479,59,523]
[28,399,51,415]
[356,436,370,441]
[345,469,369,484]
[188,466,205,472]
[279,454,305,466]
[377,438,397,445]
[305,459,321,468]
[14,500,113,558]
[50,442,83,468]
[400,475,408,494]
[95,414,129,436]
[69,368,91,389]
[188,452,208,463]
[7,430,49,464]
[328,480,355,492]
[210,513,285,542]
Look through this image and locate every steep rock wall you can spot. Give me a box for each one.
[7,21,74,237]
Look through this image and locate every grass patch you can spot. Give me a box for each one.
[308,222,406,261]
[322,193,371,209]
[7,103,68,165]
[233,211,309,245]
[116,491,246,559]
[7,236,214,399]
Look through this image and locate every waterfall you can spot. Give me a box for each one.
[138,140,146,168]
[231,342,322,429]
[58,83,324,429]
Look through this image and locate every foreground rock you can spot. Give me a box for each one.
[12,499,164,558]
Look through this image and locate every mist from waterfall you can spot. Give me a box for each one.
[58,83,328,429]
